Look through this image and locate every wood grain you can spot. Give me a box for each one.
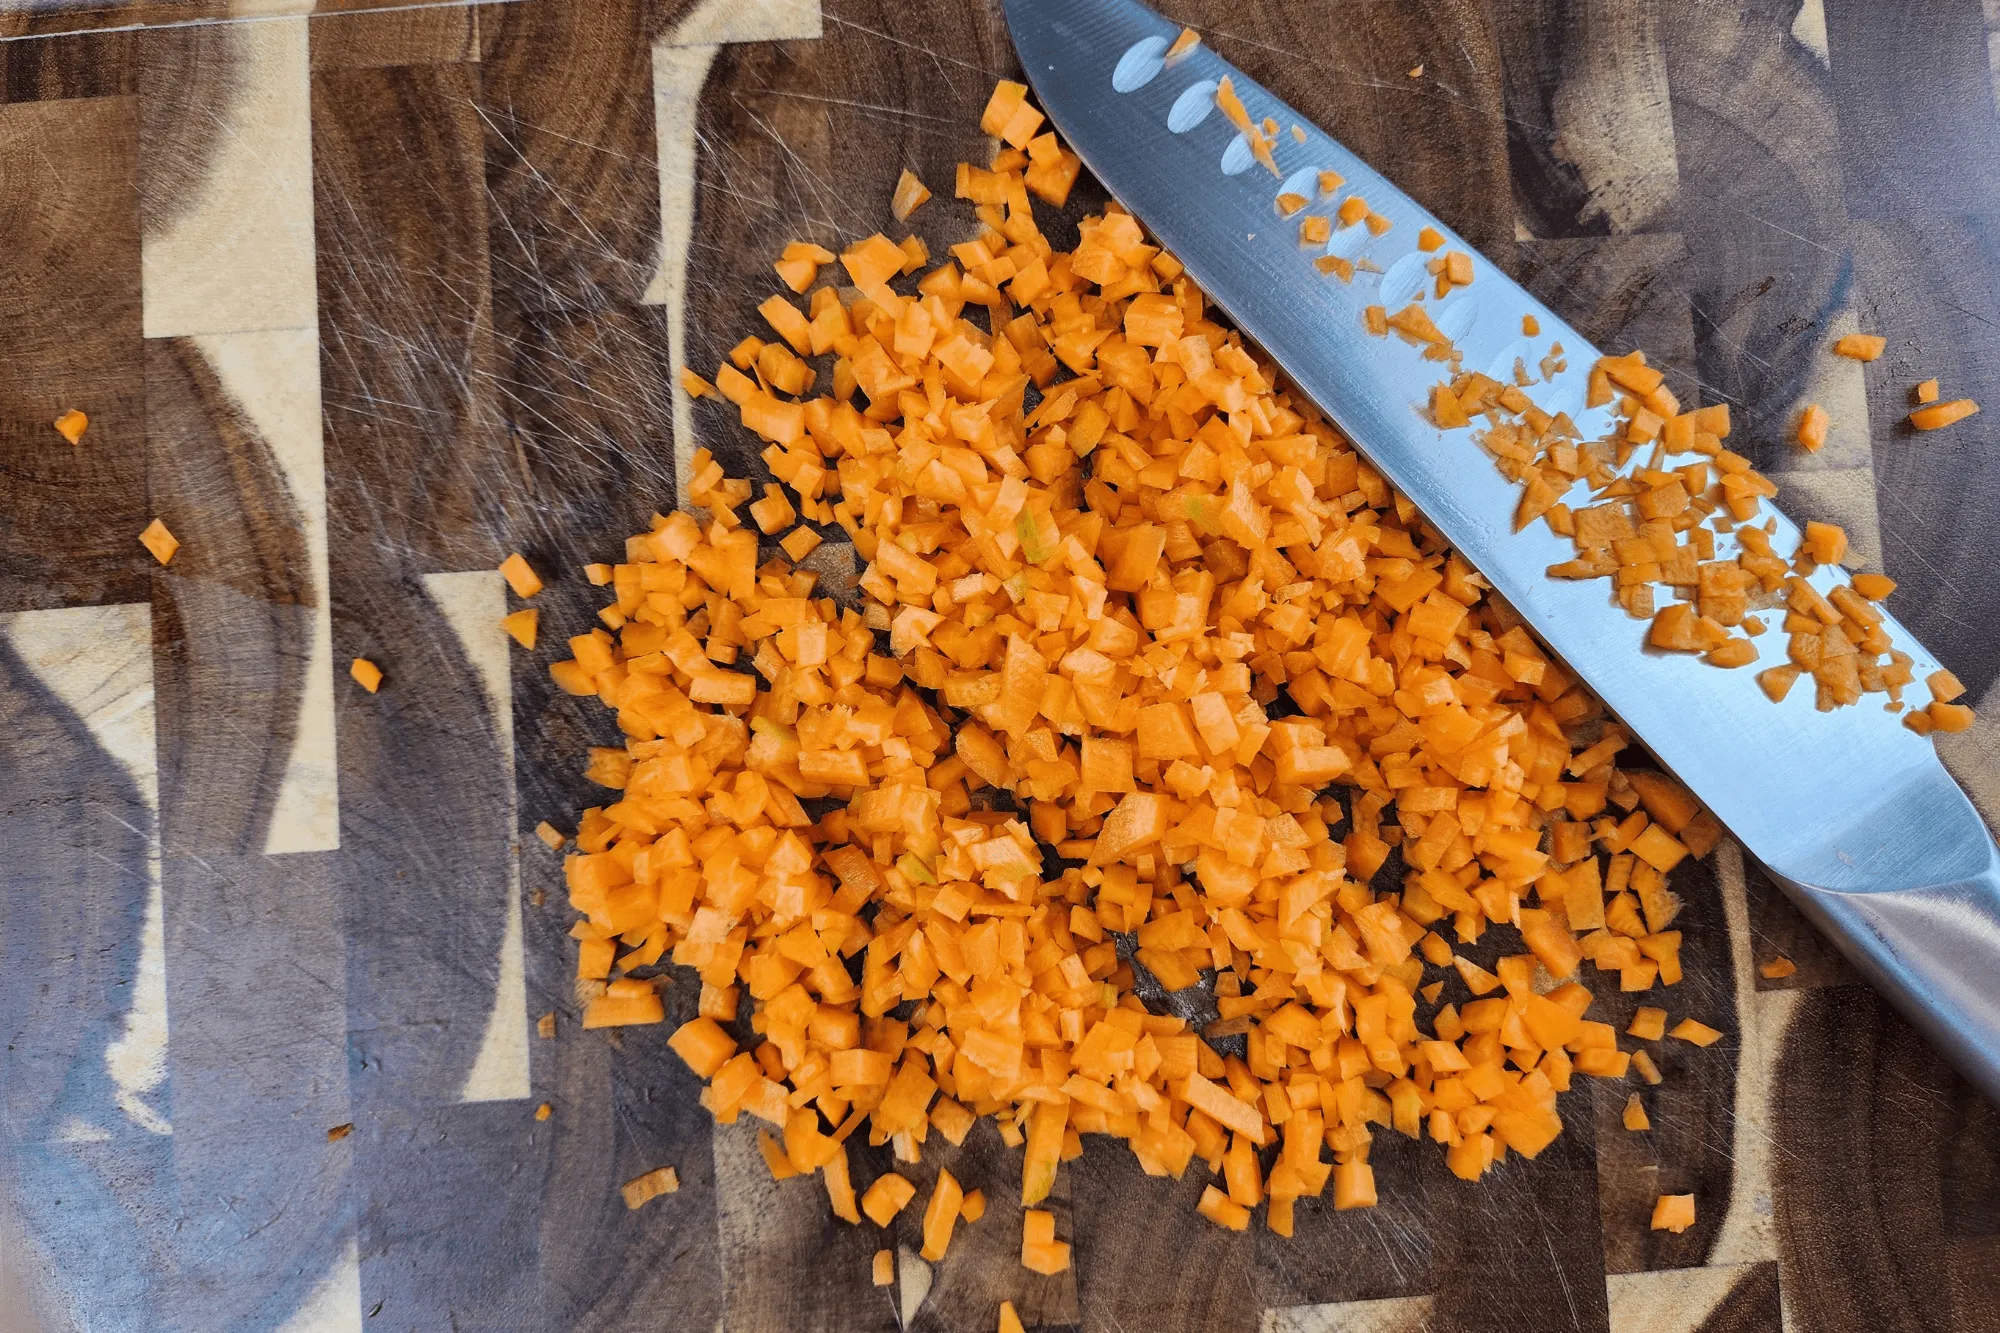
[0,95,149,614]
[309,3,479,68]
[1492,0,1680,238]
[2,1,2000,1330]
[144,335,314,854]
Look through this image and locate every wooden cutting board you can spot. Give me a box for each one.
[2,0,1998,1330]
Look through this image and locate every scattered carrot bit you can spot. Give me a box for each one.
[1299,215,1333,246]
[1928,668,1966,703]
[1910,398,1979,430]
[1417,226,1444,252]
[327,1123,353,1143]
[1314,254,1354,281]
[1522,314,1539,336]
[1627,1006,1667,1041]
[1407,64,1424,78]
[535,821,566,850]
[1795,404,1829,452]
[537,1011,557,1039]
[1275,191,1308,217]
[1622,1094,1649,1131]
[1913,378,1940,404]
[139,518,180,566]
[1290,124,1307,144]
[1650,1193,1696,1233]
[1316,170,1344,195]
[1669,1018,1722,1047]
[502,608,539,650]
[1165,26,1201,62]
[583,562,614,586]
[535,1102,553,1121]
[1832,332,1885,361]
[621,1166,679,1210]
[1630,1049,1663,1085]
[892,169,933,222]
[1930,701,1976,733]
[872,1250,895,1287]
[53,408,88,444]
[1758,956,1796,980]
[1803,520,1847,566]
[499,552,544,598]
[998,1300,1027,1333]
[350,658,383,693]
[1851,572,1895,600]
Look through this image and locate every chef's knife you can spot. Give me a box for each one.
[1005,0,2000,1102]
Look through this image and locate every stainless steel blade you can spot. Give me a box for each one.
[1006,0,2000,1100]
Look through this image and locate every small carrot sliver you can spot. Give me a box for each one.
[1165,26,1201,61]
[1832,332,1885,361]
[1758,956,1797,979]
[1622,1093,1649,1131]
[1909,398,1979,431]
[621,1166,679,1210]
[872,1250,894,1287]
[1669,1018,1722,1047]
[892,168,933,222]
[1913,378,1939,404]
[998,1300,1026,1333]
[350,657,384,693]
[54,408,88,444]
[1795,404,1829,452]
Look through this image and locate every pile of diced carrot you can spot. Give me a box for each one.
[536,77,1947,1277]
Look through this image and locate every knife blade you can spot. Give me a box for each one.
[1005,0,2000,1102]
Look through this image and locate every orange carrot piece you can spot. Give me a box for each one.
[53,408,88,444]
[349,657,383,693]
[1832,332,1885,361]
[139,518,180,566]
[1910,398,1979,430]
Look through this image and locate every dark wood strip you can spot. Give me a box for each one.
[478,0,660,313]
[313,62,520,1109]
[488,301,679,580]
[314,61,508,573]
[332,573,516,1103]
[1773,986,1975,1333]
[310,3,480,68]
[0,28,135,103]
[143,336,312,855]
[1822,0,2000,222]
[1492,0,1680,238]
[1069,1147,1259,1333]
[156,850,357,1332]
[1424,1128,1611,1333]
[0,95,148,614]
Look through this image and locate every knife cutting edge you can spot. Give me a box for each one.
[1004,0,2000,1103]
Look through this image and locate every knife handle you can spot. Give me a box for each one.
[1772,830,2000,1106]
